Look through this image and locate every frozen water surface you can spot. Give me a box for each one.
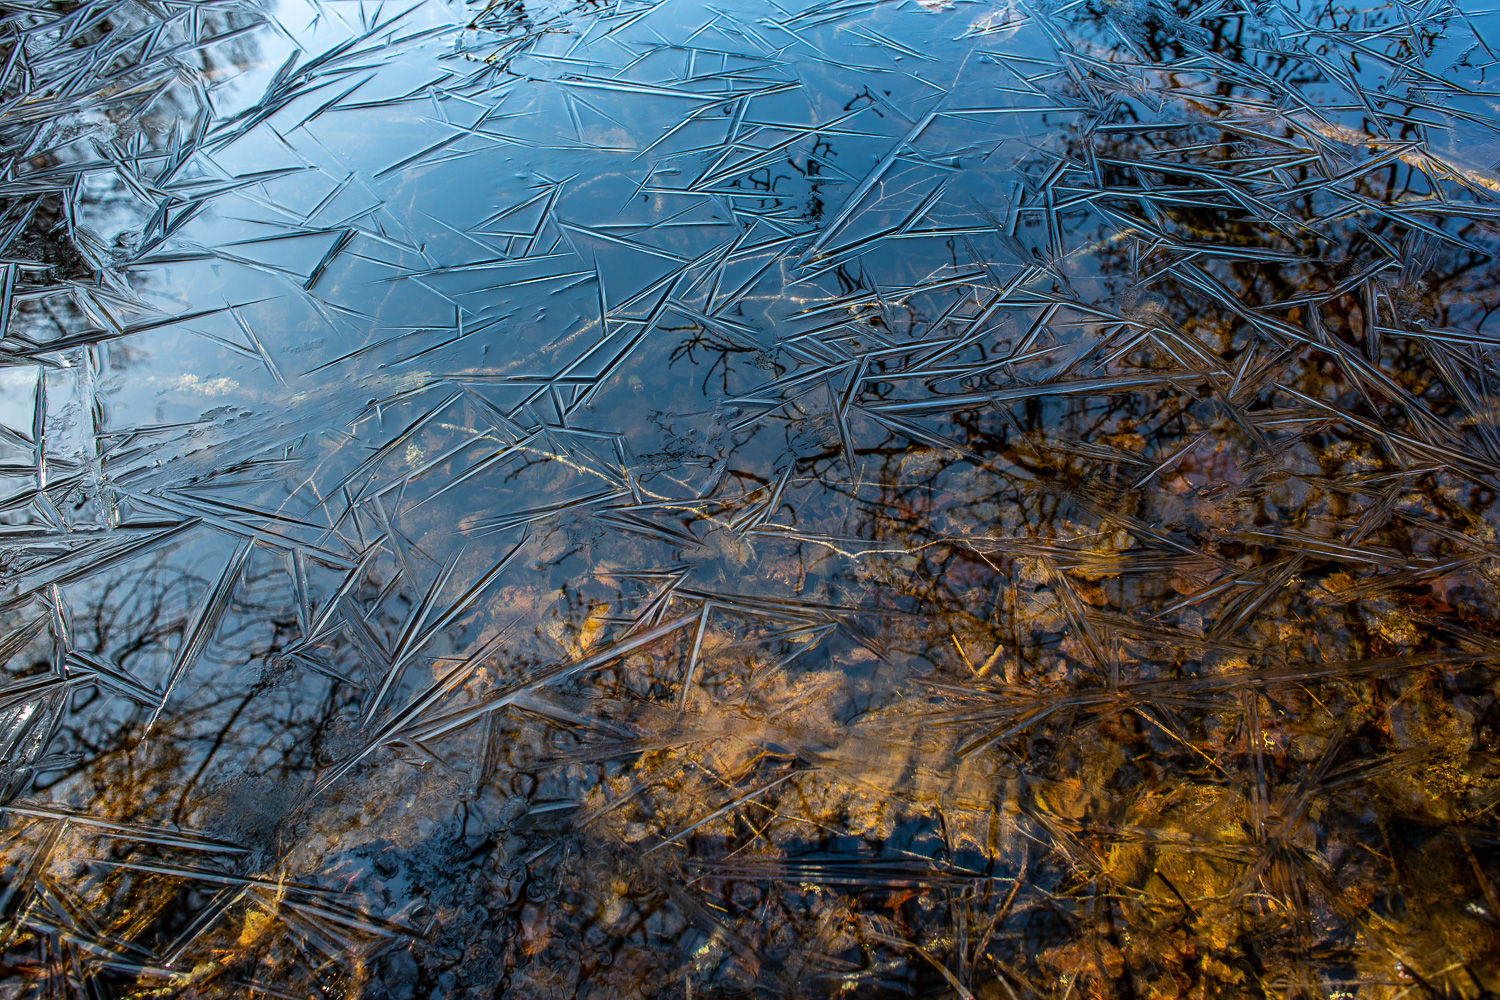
[3,0,1500,995]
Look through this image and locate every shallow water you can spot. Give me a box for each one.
[2,0,1500,996]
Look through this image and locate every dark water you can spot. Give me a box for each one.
[2,0,1500,996]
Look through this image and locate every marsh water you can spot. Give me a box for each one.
[2,0,1500,996]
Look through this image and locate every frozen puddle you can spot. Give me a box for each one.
[2,0,1500,996]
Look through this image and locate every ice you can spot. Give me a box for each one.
[3,0,1500,995]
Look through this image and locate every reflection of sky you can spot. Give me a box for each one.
[92,0,1046,425]
[25,0,1500,574]
[0,369,34,436]
[48,0,1500,568]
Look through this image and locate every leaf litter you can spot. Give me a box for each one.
[2,0,1500,996]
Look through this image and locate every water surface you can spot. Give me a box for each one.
[2,0,1500,996]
